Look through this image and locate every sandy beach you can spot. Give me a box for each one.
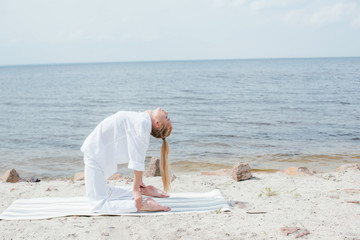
[1,165,360,240]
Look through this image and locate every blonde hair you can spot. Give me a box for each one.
[151,122,172,192]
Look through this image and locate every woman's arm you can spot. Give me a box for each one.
[133,170,144,210]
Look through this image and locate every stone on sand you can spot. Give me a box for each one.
[1,169,21,183]
[171,173,177,182]
[281,167,316,176]
[280,227,300,236]
[144,157,161,177]
[334,163,360,173]
[74,172,122,181]
[232,162,252,181]
[74,172,84,181]
[108,173,122,180]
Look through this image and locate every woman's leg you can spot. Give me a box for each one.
[84,156,137,213]
[108,185,133,200]
[104,185,138,213]
[84,158,109,212]
[84,156,170,213]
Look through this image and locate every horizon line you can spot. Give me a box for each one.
[1,55,359,68]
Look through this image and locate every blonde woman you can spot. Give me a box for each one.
[81,108,172,213]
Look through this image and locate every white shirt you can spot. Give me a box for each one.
[81,111,151,178]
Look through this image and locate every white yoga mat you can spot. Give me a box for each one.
[0,189,230,220]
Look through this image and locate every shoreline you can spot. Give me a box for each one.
[2,160,359,182]
[1,163,360,239]
[1,151,360,180]
[2,157,360,181]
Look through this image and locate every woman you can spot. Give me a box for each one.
[81,108,172,213]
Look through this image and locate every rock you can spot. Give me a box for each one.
[295,229,310,238]
[334,163,360,173]
[282,167,298,176]
[124,177,133,184]
[235,201,246,209]
[1,169,21,183]
[321,173,339,181]
[108,173,122,180]
[171,173,176,182]
[74,172,84,181]
[232,162,252,181]
[144,157,161,177]
[281,167,316,176]
[343,188,359,194]
[200,169,232,176]
[29,177,41,183]
[297,167,316,175]
[280,227,300,236]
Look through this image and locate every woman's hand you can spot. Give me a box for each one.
[133,190,143,210]
[133,170,145,210]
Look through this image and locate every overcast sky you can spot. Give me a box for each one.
[1,0,360,65]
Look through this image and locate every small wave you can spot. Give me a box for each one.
[207,134,238,138]
[241,122,272,126]
[329,133,356,137]
[203,142,232,147]
[277,121,298,125]
[215,74,230,79]
[2,102,21,106]
[91,99,112,104]
[171,160,233,172]
[262,153,360,162]
[252,168,278,173]
[180,89,196,93]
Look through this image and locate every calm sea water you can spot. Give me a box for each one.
[0,58,359,178]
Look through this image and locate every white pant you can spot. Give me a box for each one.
[84,155,137,213]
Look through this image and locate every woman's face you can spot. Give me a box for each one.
[154,107,171,128]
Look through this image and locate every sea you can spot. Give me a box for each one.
[0,57,359,179]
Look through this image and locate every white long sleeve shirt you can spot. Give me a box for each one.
[80,111,152,178]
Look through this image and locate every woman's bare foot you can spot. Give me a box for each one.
[139,198,171,212]
[140,185,169,198]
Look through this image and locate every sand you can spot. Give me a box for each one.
[1,168,360,240]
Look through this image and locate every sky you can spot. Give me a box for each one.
[0,0,360,66]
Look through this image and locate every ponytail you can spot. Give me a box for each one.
[151,121,172,192]
[160,139,171,192]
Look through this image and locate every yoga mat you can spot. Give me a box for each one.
[0,189,230,220]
